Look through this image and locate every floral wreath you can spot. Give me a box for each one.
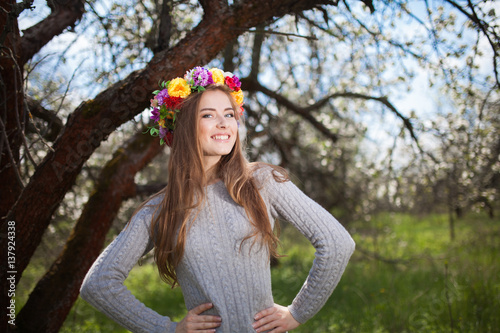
[147,66,244,146]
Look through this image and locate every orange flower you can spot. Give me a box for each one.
[231,89,244,105]
[168,78,191,98]
[209,68,225,85]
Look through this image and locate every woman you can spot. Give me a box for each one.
[80,66,355,333]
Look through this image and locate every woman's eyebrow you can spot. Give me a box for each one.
[199,107,234,112]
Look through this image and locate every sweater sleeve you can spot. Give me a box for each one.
[260,169,355,324]
[80,197,177,333]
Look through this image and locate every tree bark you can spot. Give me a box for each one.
[14,131,163,333]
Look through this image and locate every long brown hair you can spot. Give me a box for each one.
[148,85,286,287]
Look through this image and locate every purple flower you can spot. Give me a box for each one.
[156,89,169,105]
[231,75,241,89]
[187,67,214,87]
[150,107,160,122]
[159,126,168,139]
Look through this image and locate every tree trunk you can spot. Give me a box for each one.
[0,0,24,221]
[14,131,163,333]
[1,2,24,332]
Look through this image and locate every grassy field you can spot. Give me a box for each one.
[57,212,499,332]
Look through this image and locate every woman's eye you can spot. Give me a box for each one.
[225,113,235,118]
[202,114,212,118]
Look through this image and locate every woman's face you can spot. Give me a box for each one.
[197,89,238,170]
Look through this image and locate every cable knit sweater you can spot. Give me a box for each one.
[80,167,355,333]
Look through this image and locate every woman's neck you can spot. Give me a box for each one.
[203,156,221,185]
[204,165,220,185]
[202,155,221,171]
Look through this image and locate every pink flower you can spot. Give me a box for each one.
[225,76,241,91]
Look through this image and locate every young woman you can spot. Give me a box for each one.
[80,67,355,333]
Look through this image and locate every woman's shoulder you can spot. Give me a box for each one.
[145,192,165,206]
[132,192,165,222]
[249,162,289,188]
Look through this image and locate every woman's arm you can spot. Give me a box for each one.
[80,198,177,333]
[258,169,355,325]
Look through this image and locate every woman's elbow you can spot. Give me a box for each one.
[347,234,356,256]
[80,271,100,302]
[338,224,355,257]
[329,228,356,259]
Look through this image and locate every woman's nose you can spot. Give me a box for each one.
[217,115,227,128]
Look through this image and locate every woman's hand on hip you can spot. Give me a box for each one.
[252,304,300,333]
[175,303,222,333]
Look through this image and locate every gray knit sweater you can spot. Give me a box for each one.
[80,167,355,333]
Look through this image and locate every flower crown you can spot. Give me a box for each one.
[147,66,244,146]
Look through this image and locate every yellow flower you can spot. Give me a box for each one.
[158,119,166,127]
[168,78,191,98]
[209,68,225,85]
[231,89,244,105]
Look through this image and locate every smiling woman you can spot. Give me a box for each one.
[197,89,238,172]
[80,66,355,333]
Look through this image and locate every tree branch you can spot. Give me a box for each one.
[312,91,420,146]
[241,78,425,150]
[25,97,63,142]
[444,0,500,87]
[135,183,167,196]
[0,117,24,188]
[355,244,442,265]
[0,0,34,47]
[20,0,85,65]
[242,77,339,142]
[153,0,173,53]
[199,0,228,18]
[236,27,318,41]
[249,24,266,80]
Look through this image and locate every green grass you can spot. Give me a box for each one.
[59,212,500,332]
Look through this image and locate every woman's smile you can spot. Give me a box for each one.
[211,134,231,140]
